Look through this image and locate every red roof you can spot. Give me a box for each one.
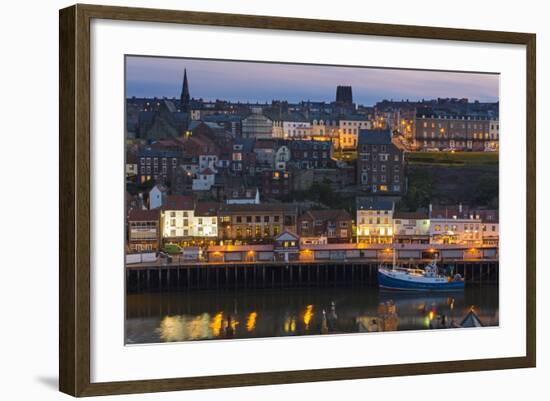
[195,202,220,216]
[127,208,160,222]
[163,195,193,211]
[183,134,220,157]
[199,168,215,175]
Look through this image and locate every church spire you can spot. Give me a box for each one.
[180,69,190,112]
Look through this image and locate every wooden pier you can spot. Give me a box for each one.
[126,259,499,292]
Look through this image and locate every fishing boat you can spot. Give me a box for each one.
[378,247,464,292]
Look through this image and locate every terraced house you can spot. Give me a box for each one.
[161,196,218,245]
[357,129,405,195]
[414,113,497,151]
[298,209,353,243]
[217,204,298,243]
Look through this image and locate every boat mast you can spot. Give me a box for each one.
[392,219,396,270]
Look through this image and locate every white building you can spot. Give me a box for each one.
[392,211,430,244]
[192,168,215,191]
[274,145,291,171]
[337,118,372,150]
[161,197,218,242]
[226,188,260,205]
[487,119,499,150]
[193,203,218,239]
[126,162,138,177]
[310,118,339,140]
[430,217,483,245]
[283,121,312,139]
[149,184,168,210]
[161,196,194,239]
[199,155,218,171]
[356,198,394,244]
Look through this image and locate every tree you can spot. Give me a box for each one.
[473,174,499,206]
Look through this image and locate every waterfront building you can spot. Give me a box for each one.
[217,203,298,243]
[478,209,499,245]
[273,231,301,262]
[357,129,405,195]
[161,195,194,241]
[298,209,353,243]
[127,208,161,252]
[429,204,483,245]
[160,197,218,244]
[203,240,499,264]
[392,211,430,244]
[207,244,275,263]
[356,198,394,244]
[427,204,499,246]
[193,202,219,240]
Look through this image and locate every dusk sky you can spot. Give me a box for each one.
[126,56,499,106]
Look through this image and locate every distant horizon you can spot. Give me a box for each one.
[126,56,500,107]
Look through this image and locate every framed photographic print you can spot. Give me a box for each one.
[59,4,536,397]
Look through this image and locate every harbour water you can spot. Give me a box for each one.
[125,285,499,344]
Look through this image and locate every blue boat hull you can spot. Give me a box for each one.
[378,271,465,292]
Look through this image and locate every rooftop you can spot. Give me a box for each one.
[128,208,160,222]
[358,129,393,145]
[300,209,352,221]
[393,211,429,220]
[163,195,193,211]
[356,197,394,211]
[219,203,297,213]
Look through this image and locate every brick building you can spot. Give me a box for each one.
[357,129,405,195]
[218,203,298,243]
[127,209,161,252]
[298,209,353,243]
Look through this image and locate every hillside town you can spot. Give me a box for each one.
[125,69,499,264]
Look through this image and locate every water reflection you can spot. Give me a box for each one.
[246,312,257,332]
[126,286,499,344]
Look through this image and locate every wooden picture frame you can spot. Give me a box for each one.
[59,3,536,397]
